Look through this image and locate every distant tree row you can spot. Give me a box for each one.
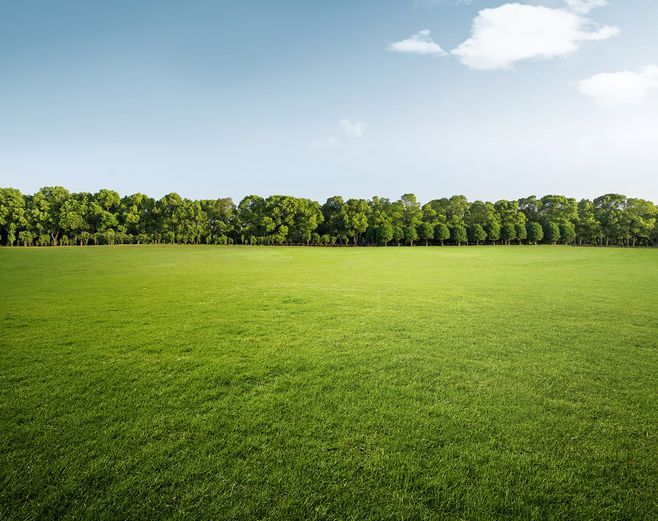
[1,187,657,247]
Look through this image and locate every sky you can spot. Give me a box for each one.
[1,0,657,203]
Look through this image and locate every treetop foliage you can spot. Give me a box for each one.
[1,187,656,247]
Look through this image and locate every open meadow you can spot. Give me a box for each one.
[1,246,657,519]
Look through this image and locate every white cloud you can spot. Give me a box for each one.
[309,136,339,151]
[311,118,368,150]
[340,118,368,138]
[577,65,658,104]
[565,0,607,14]
[451,3,619,70]
[388,29,447,57]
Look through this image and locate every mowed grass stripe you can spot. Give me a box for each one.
[1,246,657,519]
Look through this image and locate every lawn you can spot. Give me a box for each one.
[1,246,657,519]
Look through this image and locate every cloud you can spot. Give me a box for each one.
[340,119,368,138]
[577,65,658,104]
[311,119,368,150]
[451,3,619,70]
[309,136,339,151]
[388,30,447,57]
[565,0,608,14]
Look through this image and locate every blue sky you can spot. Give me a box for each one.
[2,0,657,202]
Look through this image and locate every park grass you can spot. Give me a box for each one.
[1,245,657,520]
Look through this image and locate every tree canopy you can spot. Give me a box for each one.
[1,188,656,247]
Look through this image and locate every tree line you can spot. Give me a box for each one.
[1,187,657,247]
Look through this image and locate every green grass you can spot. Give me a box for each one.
[1,246,657,520]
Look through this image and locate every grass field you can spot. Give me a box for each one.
[1,246,657,519]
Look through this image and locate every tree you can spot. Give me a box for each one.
[419,222,434,246]
[527,222,543,245]
[291,198,324,244]
[544,222,561,245]
[625,198,656,247]
[594,194,627,246]
[392,224,405,246]
[18,230,33,246]
[468,224,487,245]
[501,223,516,245]
[515,223,528,244]
[0,188,28,246]
[60,194,90,244]
[540,195,577,226]
[487,220,501,245]
[466,200,499,244]
[404,224,419,246]
[434,223,450,246]
[576,199,600,245]
[343,199,370,245]
[201,197,234,244]
[30,186,70,245]
[518,196,541,223]
[401,194,422,246]
[451,224,468,246]
[158,193,187,242]
[121,193,156,238]
[368,196,394,246]
[560,222,576,245]
[321,196,348,245]
[2,188,656,250]
[376,222,394,246]
[238,195,266,244]
[89,189,120,236]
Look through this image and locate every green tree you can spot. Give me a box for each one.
[518,196,541,223]
[60,194,90,244]
[594,194,627,246]
[466,200,499,244]
[515,223,528,244]
[321,196,348,245]
[419,222,434,246]
[487,220,501,245]
[30,186,70,245]
[18,230,33,246]
[434,223,450,246]
[576,199,601,245]
[560,222,576,245]
[501,223,516,245]
[451,224,468,246]
[4,187,656,250]
[540,195,577,226]
[468,224,487,245]
[376,222,394,246]
[0,188,28,246]
[400,194,422,246]
[544,222,561,245]
[625,198,656,247]
[343,199,370,246]
[237,195,266,244]
[527,222,543,245]
[404,224,419,246]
